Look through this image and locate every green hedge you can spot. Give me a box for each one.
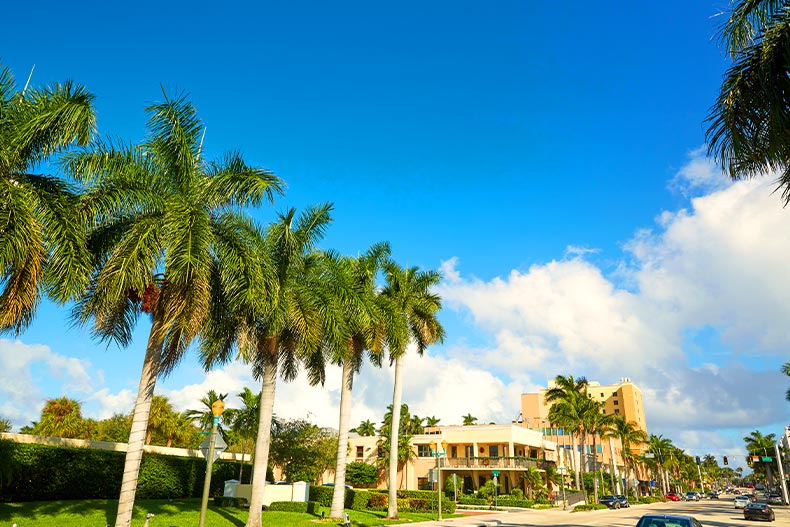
[495,498,535,508]
[1,441,245,502]
[458,496,487,505]
[213,496,248,507]
[267,501,319,514]
[309,485,335,507]
[345,489,370,510]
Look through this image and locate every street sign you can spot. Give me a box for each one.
[644,453,655,458]
[199,433,227,462]
[762,456,773,462]
[428,468,437,483]
[492,470,500,477]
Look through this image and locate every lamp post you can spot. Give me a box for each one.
[198,399,225,527]
[430,440,448,521]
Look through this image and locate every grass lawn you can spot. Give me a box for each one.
[0,498,454,526]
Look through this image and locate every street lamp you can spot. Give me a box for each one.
[198,399,225,527]
[430,440,448,521]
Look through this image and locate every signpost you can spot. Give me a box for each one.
[199,433,227,462]
[492,471,500,509]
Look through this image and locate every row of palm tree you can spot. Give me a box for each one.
[0,63,445,526]
[544,375,647,502]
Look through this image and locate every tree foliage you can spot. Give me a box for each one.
[269,418,336,483]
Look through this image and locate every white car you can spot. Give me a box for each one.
[734,495,750,508]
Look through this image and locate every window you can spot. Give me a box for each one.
[600,392,604,397]
[489,445,499,457]
[356,446,364,459]
[417,444,432,457]
[612,391,617,396]
[615,409,620,414]
[602,409,606,414]
[613,400,619,405]
[451,446,457,458]
[417,477,431,490]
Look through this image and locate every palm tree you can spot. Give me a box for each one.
[185,390,229,433]
[146,395,176,445]
[351,419,377,437]
[545,375,589,492]
[62,91,283,527]
[32,397,87,439]
[521,466,543,500]
[706,0,790,203]
[581,399,612,502]
[648,434,673,495]
[321,243,390,519]
[462,413,478,426]
[783,362,790,404]
[201,204,331,527]
[744,430,777,485]
[380,263,444,518]
[604,415,647,497]
[226,387,261,481]
[426,416,441,427]
[0,63,95,334]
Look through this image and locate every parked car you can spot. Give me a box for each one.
[743,502,775,522]
[615,494,631,507]
[708,491,719,499]
[600,495,623,509]
[685,492,700,501]
[766,493,783,505]
[735,495,751,509]
[635,514,704,527]
[666,492,681,502]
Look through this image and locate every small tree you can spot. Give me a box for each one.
[345,461,379,488]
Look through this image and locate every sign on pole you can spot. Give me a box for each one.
[199,433,227,461]
[492,470,500,477]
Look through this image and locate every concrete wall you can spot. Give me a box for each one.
[232,481,309,506]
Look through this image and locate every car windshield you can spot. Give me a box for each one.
[638,518,691,527]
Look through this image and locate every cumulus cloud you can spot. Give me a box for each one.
[436,155,790,456]
[0,339,94,427]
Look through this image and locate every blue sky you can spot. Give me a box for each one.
[2,1,788,470]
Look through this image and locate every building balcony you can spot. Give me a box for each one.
[438,456,553,471]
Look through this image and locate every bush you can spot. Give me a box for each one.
[345,489,370,510]
[396,497,410,512]
[510,488,524,500]
[0,442,244,502]
[496,498,535,508]
[345,461,379,488]
[458,496,487,505]
[266,500,319,514]
[572,503,608,512]
[308,485,335,507]
[367,492,387,509]
[409,498,429,511]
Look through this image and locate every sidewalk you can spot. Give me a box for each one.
[387,507,570,527]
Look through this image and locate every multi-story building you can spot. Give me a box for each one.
[344,424,560,494]
[519,378,649,492]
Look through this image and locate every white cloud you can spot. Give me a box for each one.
[0,339,95,427]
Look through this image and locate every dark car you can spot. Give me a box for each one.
[599,495,623,509]
[615,494,630,507]
[708,491,719,499]
[766,493,783,505]
[743,502,775,522]
[635,514,704,527]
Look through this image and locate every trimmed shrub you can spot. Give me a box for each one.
[308,485,335,507]
[345,489,370,510]
[396,497,410,512]
[409,498,429,511]
[0,442,245,502]
[368,492,387,509]
[458,496,487,505]
[267,500,319,514]
[213,496,248,507]
[495,498,535,508]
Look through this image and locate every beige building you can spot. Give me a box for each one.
[345,424,560,494]
[519,378,649,490]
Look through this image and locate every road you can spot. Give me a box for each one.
[397,496,790,527]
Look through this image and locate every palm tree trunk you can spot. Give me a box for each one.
[114,313,164,527]
[245,359,277,527]
[329,360,354,518]
[239,440,246,481]
[570,434,581,491]
[387,355,404,519]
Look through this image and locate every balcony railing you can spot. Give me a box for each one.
[438,456,553,470]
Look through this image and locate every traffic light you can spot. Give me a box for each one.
[695,456,701,465]
[723,456,728,466]
[747,456,752,466]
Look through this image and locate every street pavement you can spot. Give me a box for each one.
[389,496,790,527]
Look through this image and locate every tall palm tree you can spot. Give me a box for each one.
[201,204,331,527]
[706,0,790,203]
[604,415,647,497]
[783,362,790,404]
[351,419,377,436]
[380,263,444,518]
[321,243,389,519]
[426,416,441,427]
[648,434,673,495]
[545,375,589,491]
[62,91,283,527]
[581,399,612,502]
[146,395,176,445]
[0,63,95,334]
[462,413,478,426]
